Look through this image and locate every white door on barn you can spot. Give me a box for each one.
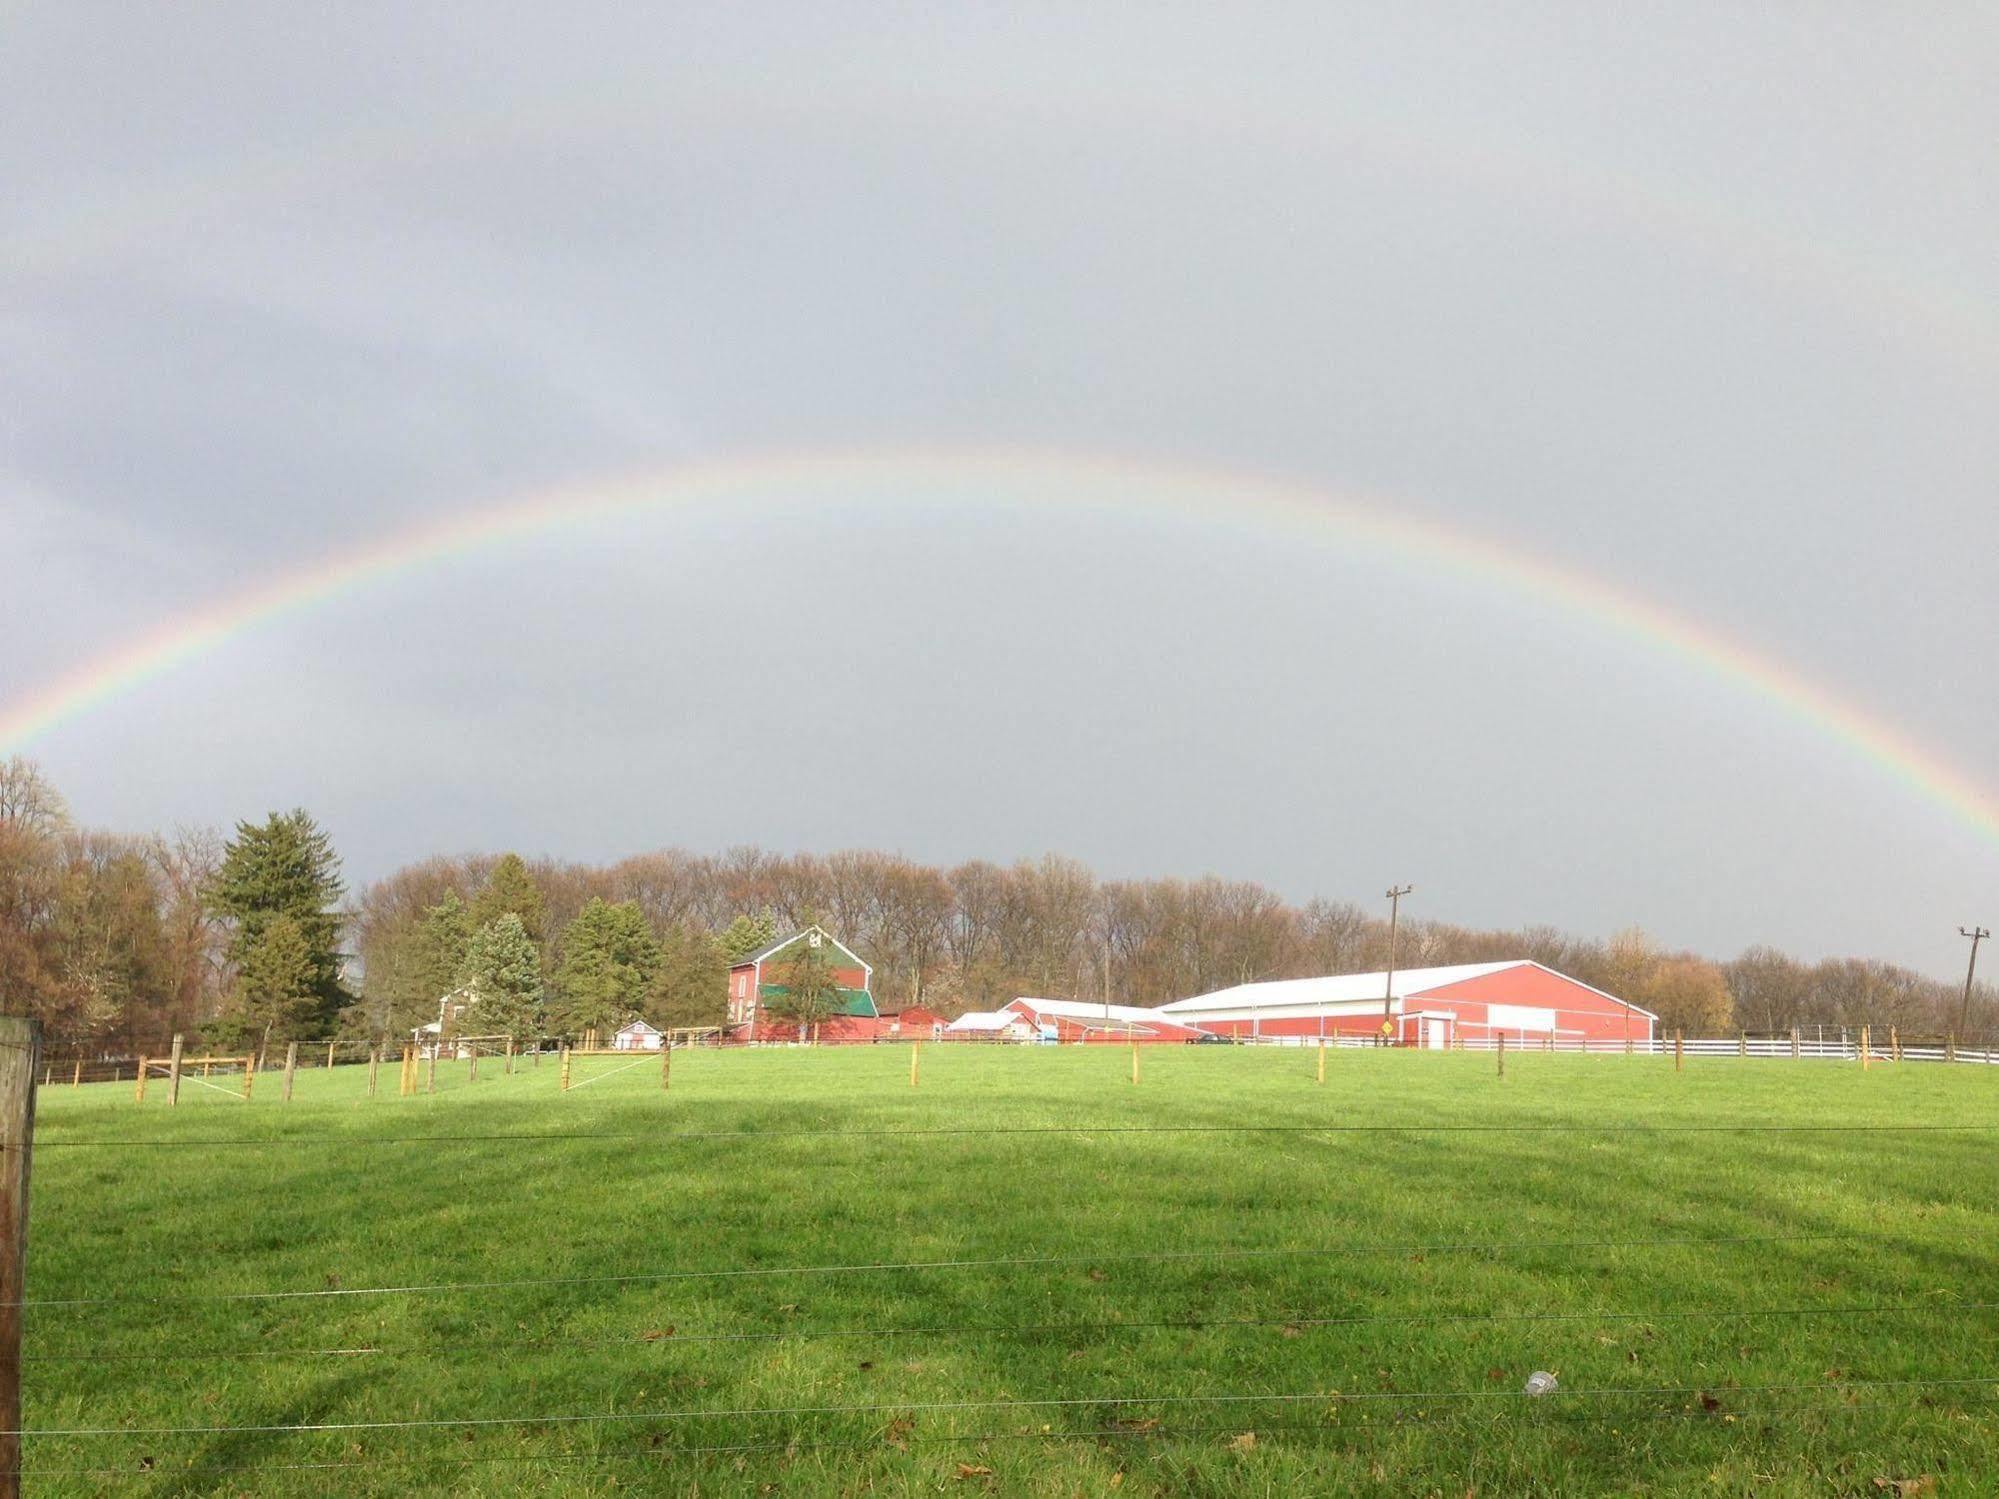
[1424,1018,1448,1050]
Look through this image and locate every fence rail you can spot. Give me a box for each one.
[1238,1032,1999,1064]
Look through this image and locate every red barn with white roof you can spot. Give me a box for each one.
[1159,960,1654,1047]
[1006,997,1209,1043]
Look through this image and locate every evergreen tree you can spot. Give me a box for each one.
[553,898,662,1035]
[764,937,848,1026]
[648,924,728,1030]
[470,853,546,942]
[206,809,347,1036]
[718,908,778,963]
[210,913,320,1054]
[408,892,474,1023]
[459,914,544,1040]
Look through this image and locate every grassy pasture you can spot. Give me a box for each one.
[20,1044,1999,1496]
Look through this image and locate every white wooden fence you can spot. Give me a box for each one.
[1240,1033,1999,1064]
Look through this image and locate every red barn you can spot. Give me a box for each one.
[1006,997,1209,1043]
[726,925,878,1041]
[1159,961,1654,1047]
[888,1006,949,1039]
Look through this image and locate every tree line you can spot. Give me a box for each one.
[1,756,1991,1053]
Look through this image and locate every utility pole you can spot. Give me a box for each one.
[1959,926,1990,1039]
[1380,885,1413,1041]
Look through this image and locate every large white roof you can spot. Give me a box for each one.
[1012,997,1186,1025]
[1160,961,1529,1014]
[945,1010,1021,1031]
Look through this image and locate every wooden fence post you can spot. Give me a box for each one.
[367,1046,379,1098]
[909,1042,920,1089]
[469,1048,479,1084]
[0,1014,43,1499]
[1496,1032,1505,1077]
[1860,1025,1871,1071]
[282,1041,298,1103]
[168,1033,183,1108]
[1674,1031,1684,1072]
[1891,1027,1901,1063]
[505,1038,515,1075]
[135,1058,148,1104]
[1737,1032,1747,1058]
[1316,1038,1326,1085]
[1946,1033,1957,1063]
[426,1049,437,1094]
[660,1041,672,1090]
[242,1055,255,1100]
[1791,1027,1801,1059]
[70,1059,80,1089]
[326,1041,336,1071]
[560,1046,572,1092]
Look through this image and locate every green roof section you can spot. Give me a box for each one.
[756,984,879,1018]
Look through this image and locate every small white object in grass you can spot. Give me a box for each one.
[1524,1371,1558,1396]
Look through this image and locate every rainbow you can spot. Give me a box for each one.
[5,448,1996,844]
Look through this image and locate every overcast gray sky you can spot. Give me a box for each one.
[4,4,1995,976]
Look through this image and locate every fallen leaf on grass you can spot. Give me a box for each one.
[1112,1417,1160,1433]
[1280,1323,1304,1338]
[1088,1268,1108,1283]
[639,1327,675,1341]
[954,1462,994,1479]
[883,1416,914,1451]
[1228,1432,1257,1452]
[1873,1478,1936,1497]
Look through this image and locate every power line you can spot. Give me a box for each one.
[19,1373,1999,1440]
[13,1230,1869,1310]
[24,1297,1993,1365]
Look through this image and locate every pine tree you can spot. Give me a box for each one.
[553,898,662,1035]
[206,809,347,1037]
[459,914,544,1040]
[718,909,778,963]
[648,924,728,1030]
[764,938,847,1026]
[470,853,546,942]
[409,892,474,1021]
[210,913,321,1054]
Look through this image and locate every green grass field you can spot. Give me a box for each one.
[21,1044,1999,1496]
